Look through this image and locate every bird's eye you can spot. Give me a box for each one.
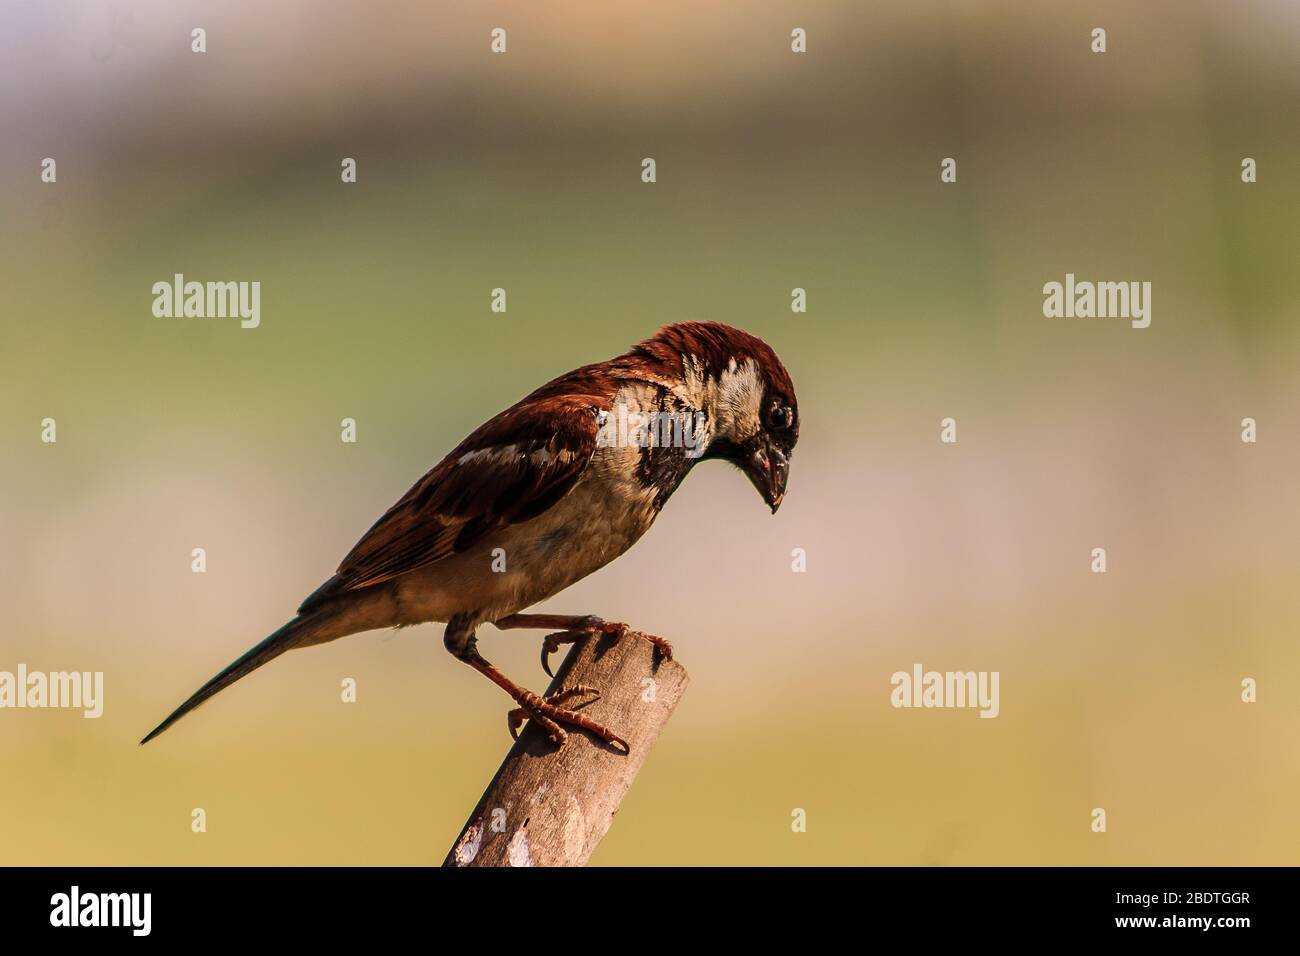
[767,404,792,431]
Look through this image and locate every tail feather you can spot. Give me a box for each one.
[140,615,315,745]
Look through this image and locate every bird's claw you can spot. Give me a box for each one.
[637,630,674,664]
[538,620,674,677]
[539,630,584,678]
[507,686,627,753]
[591,619,674,665]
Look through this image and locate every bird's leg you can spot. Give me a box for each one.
[494,613,674,676]
[443,615,628,752]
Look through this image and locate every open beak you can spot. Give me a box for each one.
[744,439,789,513]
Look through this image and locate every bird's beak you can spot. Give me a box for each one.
[743,438,789,514]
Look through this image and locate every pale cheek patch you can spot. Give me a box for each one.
[673,354,764,443]
[714,360,764,441]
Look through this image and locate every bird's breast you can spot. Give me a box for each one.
[392,384,702,626]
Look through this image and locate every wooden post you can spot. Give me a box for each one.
[443,632,689,867]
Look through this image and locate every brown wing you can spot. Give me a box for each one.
[300,393,602,612]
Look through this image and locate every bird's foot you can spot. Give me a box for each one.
[507,685,628,753]
[538,617,673,677]
[538,630,586,677]
[587,618,674,670]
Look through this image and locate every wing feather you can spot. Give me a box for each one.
[300,392,602,611]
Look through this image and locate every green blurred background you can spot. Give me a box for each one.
[1,0,1297,865]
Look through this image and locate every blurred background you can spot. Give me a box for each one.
[1,0,1297,865]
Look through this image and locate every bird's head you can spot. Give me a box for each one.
[633,322,799,513]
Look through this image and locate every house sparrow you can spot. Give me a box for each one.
[142,322,799,751]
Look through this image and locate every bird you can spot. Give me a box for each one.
[141,321,799,751]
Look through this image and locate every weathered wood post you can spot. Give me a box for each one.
[444,632,689,866]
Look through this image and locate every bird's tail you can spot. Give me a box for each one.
[140,612,324,745]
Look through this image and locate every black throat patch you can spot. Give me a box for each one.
[633,390,703,511]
